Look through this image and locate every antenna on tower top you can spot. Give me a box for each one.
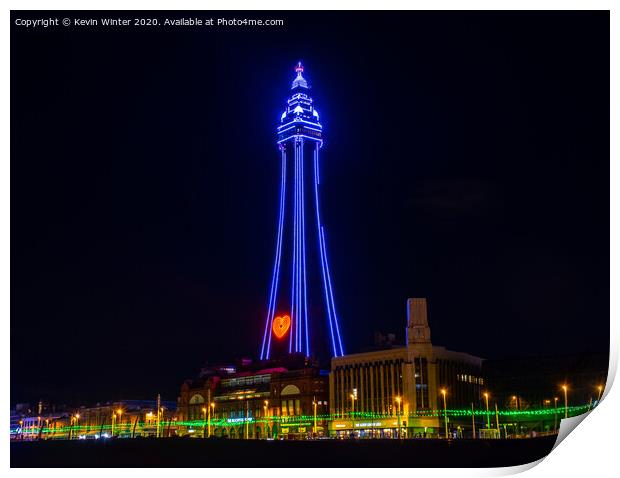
[291,61,308,89]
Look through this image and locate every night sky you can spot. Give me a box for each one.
[11,11,609,406]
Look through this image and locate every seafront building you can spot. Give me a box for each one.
[11,400,176,441]
[176,355,329,439]
[329,298,485,438]
[11,292,603,440]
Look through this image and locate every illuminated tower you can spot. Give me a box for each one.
[260,62,345,361]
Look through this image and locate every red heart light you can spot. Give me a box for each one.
[272,315,291,339]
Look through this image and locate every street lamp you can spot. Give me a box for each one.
[597,385,604,404]
[312,397,318,438]
[350,393,357,435]
[512,395,519,411]
[202,407,207,438]
[494,403,500,436]
[244,400,249,440]
[209,402,215,438]
[553,397,559,432]
[263,400,269,439]
[395,396,402,439]
[440,390,448,439]
[561,385,568,419]
[157,407,165,438]
[116,409,123,437]
[483,392,490,429]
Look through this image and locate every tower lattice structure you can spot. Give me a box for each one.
[260,62,345,361]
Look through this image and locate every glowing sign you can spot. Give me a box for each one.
[226,418,254,424]
[272,315,291,339]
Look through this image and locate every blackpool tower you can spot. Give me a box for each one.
[260,62,345,361]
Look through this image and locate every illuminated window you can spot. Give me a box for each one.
[189,394,205,405]
[281,384,301,396]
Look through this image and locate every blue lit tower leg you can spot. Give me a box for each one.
[290,142,297,353]
[301,141,309,355]
[260,147,287,360]
[313,142,344,357]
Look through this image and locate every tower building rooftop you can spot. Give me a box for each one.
[277,61,322,142]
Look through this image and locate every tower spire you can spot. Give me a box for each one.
[291,61,308,89]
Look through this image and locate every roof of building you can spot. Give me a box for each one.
[331,344,484,367]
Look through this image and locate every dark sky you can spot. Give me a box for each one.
[11,11,609,406]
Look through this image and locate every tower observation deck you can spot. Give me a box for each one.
[260,62,345,362]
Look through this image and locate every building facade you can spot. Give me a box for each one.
[74,399,176,439]
[329,298,484,438]
[177,356,329,439]
[11,399,176,440]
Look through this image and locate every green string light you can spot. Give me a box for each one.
[11,403,591,437]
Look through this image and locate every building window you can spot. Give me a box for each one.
[281,384,301,396]
[189,394,205,405]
